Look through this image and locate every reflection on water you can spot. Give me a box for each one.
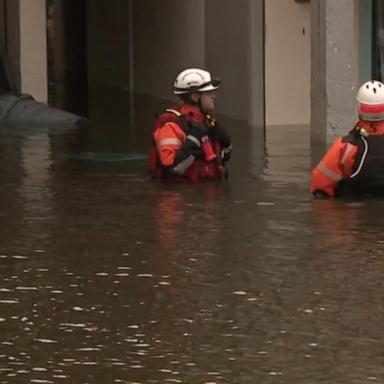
[1,117,384,384]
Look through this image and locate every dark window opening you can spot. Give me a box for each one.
[47,0,88,116]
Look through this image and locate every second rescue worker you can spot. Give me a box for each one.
[148,68,232,183]
[311,80,384,197]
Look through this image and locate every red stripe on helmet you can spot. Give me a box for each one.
[359,103,384,113]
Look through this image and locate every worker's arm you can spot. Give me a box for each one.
[310,138,357,197]
[154,122,204,175]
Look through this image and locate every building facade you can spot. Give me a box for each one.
[0,0,381,144]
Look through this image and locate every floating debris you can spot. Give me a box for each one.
[76,347,101,351]
[34,339,58,344]
[233,291,247,295]
[0,300,19,304]
[60,323,86,328]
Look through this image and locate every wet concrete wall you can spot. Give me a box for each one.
[133,0,264,125]
[133,0,206,100]
[3,0,20,92]
[0,0,4,48]
[205,0,252,121]
[87,0,264,126]
[86,0,206,125]
[80,0,206,103]
[311,0,359,145]
[87,0,132,107]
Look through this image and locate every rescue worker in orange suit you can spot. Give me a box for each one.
[148,68,232,183]
[311,80,384,198]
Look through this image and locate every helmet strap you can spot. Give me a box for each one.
[182,92,201,107]
[179,93,194,104]
[190,93,200,103]
[197,95,204,111]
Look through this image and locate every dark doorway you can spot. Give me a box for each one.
[0,50,10,95]
[47,0,88,116]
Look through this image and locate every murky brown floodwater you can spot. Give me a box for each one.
[1,108,384,384]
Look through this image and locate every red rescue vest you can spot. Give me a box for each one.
[148,105,224,183]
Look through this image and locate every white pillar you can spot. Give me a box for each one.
[19,0,48,103]
[311,0,359,145]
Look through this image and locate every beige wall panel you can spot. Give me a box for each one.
[19,0,48,102]
[265,0,310,126]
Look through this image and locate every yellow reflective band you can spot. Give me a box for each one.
[173,155,194,175]
[165,109,182,116]
[341,143,354,165]
[318,162,343,181]
[158,138,182,146]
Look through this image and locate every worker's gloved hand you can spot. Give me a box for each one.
[221,145,232,163]
[209,122,231,148]
[313,189,330,199]
[209,122,232,162]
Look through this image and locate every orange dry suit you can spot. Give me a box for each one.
[311,120,384,197]
[148,104,232,183]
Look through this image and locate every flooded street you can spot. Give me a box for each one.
[1,114,384,384]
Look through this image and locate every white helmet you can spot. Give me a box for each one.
[356,80,384,121]
[173,68,220,95]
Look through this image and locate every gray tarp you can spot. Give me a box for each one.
[0,93,87,126]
